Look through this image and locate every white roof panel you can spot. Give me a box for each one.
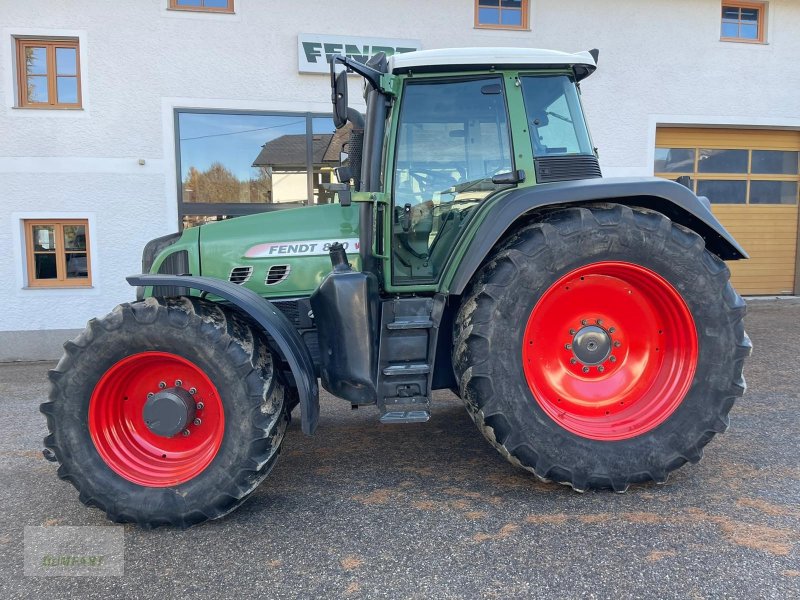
[389,47,597,78]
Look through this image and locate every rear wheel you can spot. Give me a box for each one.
[41,297,287,527]
[454,205,752,491]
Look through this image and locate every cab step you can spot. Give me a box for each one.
[382,363,430,376]
[380,410,431,424]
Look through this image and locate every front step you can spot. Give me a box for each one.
[382,363,430,376]
[376,295,445,425]
[380,410,431,424]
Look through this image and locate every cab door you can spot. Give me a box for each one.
[386,75,516,287]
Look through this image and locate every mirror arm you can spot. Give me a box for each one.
[330,54,383,90]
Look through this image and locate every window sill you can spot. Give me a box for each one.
[23,285,94,290]
[166,8,235,14]
[474,25,531,32]
[720,38,768,45]
[13,106,83,110]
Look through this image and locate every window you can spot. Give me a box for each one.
[721,2,766,43]
[24,220,91,287]
[392,77,514,282]
[520,75,593,156]
[15,38,81,108]
[169,0,234,13]
[475,0,529,30]
[176,110,349,228]
[655,147,799,205]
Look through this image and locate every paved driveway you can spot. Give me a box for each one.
[1,302,798,599]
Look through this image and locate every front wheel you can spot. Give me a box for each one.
[41,297,287,528]
[454,205,752,491]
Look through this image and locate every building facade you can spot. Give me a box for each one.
[1,0,799,360]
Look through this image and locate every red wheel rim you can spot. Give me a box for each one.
[522,261,698,441]
[89,352,224,487]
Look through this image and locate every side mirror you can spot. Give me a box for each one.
[332,70,349,129]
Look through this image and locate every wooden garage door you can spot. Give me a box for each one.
[655,128,800,295]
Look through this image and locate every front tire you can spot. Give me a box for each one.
[41,297,287,528]
[454,205,752,491]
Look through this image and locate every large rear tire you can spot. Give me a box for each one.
[453,204,752,491]
[41,297,287,528]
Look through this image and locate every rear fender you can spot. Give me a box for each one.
[447,177,748,295]
[127,274,319,435]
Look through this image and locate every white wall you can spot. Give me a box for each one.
[0,0,798,346]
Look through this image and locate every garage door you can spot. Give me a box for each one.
[655,128,800,295]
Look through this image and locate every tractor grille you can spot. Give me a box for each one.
[535,155,602,183]
[265,264,291,285]
[271,299,300,326]
[229,266,253,285]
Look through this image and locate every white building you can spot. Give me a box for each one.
[1,0,799,361]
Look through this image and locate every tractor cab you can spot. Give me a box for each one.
[329,47,601,289]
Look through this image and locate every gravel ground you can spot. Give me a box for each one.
[0,301,798,599]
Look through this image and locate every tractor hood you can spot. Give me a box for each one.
[197,203,361,298]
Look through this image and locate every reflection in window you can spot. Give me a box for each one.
[697,149,748,173]
[654,148,695,173]
[697,180,747,204]
[16,38,81,108]
[25,220,91,287]
[179,112,307,206]
[476,0,528,29]
[751,151,799,175]
[721,3,765,42]
[750,181,798,205]
[656,141,799,205]
[169,0,234,12]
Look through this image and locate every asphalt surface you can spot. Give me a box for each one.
[1,301,798,599]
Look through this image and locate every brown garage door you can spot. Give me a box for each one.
[655,128,800,295]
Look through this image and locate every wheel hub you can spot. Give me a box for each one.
[142,386,196,438]
[571,325,611,365]
[521,261,698,441]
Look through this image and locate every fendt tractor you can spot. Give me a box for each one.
[41,48,752,528]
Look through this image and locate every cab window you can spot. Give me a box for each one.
[520,75,593,156]
[392,76,513,283]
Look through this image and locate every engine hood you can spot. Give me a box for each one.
[198,203,361,298]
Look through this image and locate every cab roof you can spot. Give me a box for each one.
[388,47,598,80]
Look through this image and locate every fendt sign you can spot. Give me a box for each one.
[298,33,421,74]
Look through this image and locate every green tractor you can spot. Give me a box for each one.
[41,48,752,527]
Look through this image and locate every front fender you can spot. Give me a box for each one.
[446,177,748,295]
[127,274,319,435]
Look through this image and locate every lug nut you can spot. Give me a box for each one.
[196,402,204,410]
[182,429,190,437]
[610,356,617,363]
[581,319,589,326]
[596,319,603,325]
[569,329,576,335]
[147,392,154,399]
[609,327,616,333]
[582,366,590,373]
[565,343,572,350]
[189,387,197,395]
[175,380,182,387]
[193,418,202,426]
[158,381,166,389]
[614,341,621,347]
[570,358,577,365]
[598,366,605,373]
